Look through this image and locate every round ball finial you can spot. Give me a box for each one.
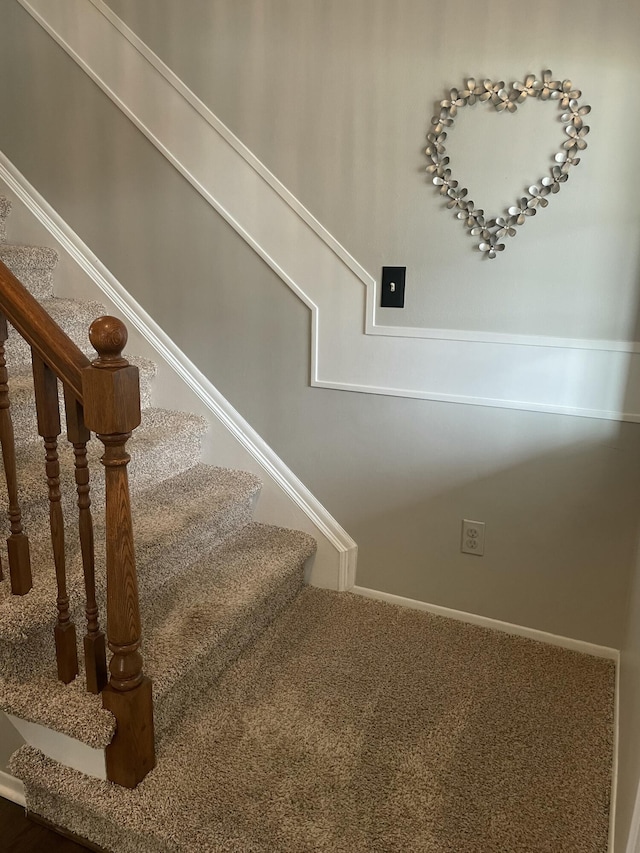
[89,316,129,368]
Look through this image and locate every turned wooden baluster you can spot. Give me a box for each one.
[64,386,107,694]
[32,351,79,684]
[0,312,32,595]
[82,316,155,788]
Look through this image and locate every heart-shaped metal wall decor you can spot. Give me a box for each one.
[426,71,591,258]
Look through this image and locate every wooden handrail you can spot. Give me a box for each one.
[0,259,89,400]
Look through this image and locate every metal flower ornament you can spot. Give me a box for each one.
[425,70,591,258]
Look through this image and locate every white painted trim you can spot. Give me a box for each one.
[313,379,640,424]
[0,769,26,806]
[351,586,620,659]
[366,321,640,354]
[627,773,640,853]
[7,715,106,781]
[0,151,356,591]
[14,0,640,421]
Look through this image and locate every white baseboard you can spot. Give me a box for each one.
[0,152,357,591]
[0,769,26,806]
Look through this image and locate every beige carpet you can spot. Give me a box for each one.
[13,587,614,853]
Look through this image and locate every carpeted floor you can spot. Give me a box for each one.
[12,587,615,853]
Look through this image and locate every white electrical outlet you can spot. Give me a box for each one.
[461,519,485,556]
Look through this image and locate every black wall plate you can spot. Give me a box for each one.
[380,267,406,308]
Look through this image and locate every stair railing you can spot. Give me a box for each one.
[0,258,155,788]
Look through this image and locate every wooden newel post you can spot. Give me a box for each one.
[82,316,155,788]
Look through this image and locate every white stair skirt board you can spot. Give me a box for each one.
[0,156,357,592]
[6,715,107,782]
[0,769,26,806]
[16,0,640,423]
[351,585,620,853]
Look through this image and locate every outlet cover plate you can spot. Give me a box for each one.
[461,519,485,556]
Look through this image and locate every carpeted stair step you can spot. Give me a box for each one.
[6,355,157,438]
[0,197,11,242]
[0,466,263,746]
[0,463,263,650]
[0,521,313,749]
[0,244,58,300]
[0,462,261,645]
[6,297,111,368]
[145,522,316,742]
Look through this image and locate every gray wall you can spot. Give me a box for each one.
[1,0,639,651]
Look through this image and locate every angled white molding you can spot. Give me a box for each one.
[15,0,640,420]
[0,151,357,591]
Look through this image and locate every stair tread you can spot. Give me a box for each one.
[0,674,116,750]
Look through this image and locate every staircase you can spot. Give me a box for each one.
[0,194,316,814]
